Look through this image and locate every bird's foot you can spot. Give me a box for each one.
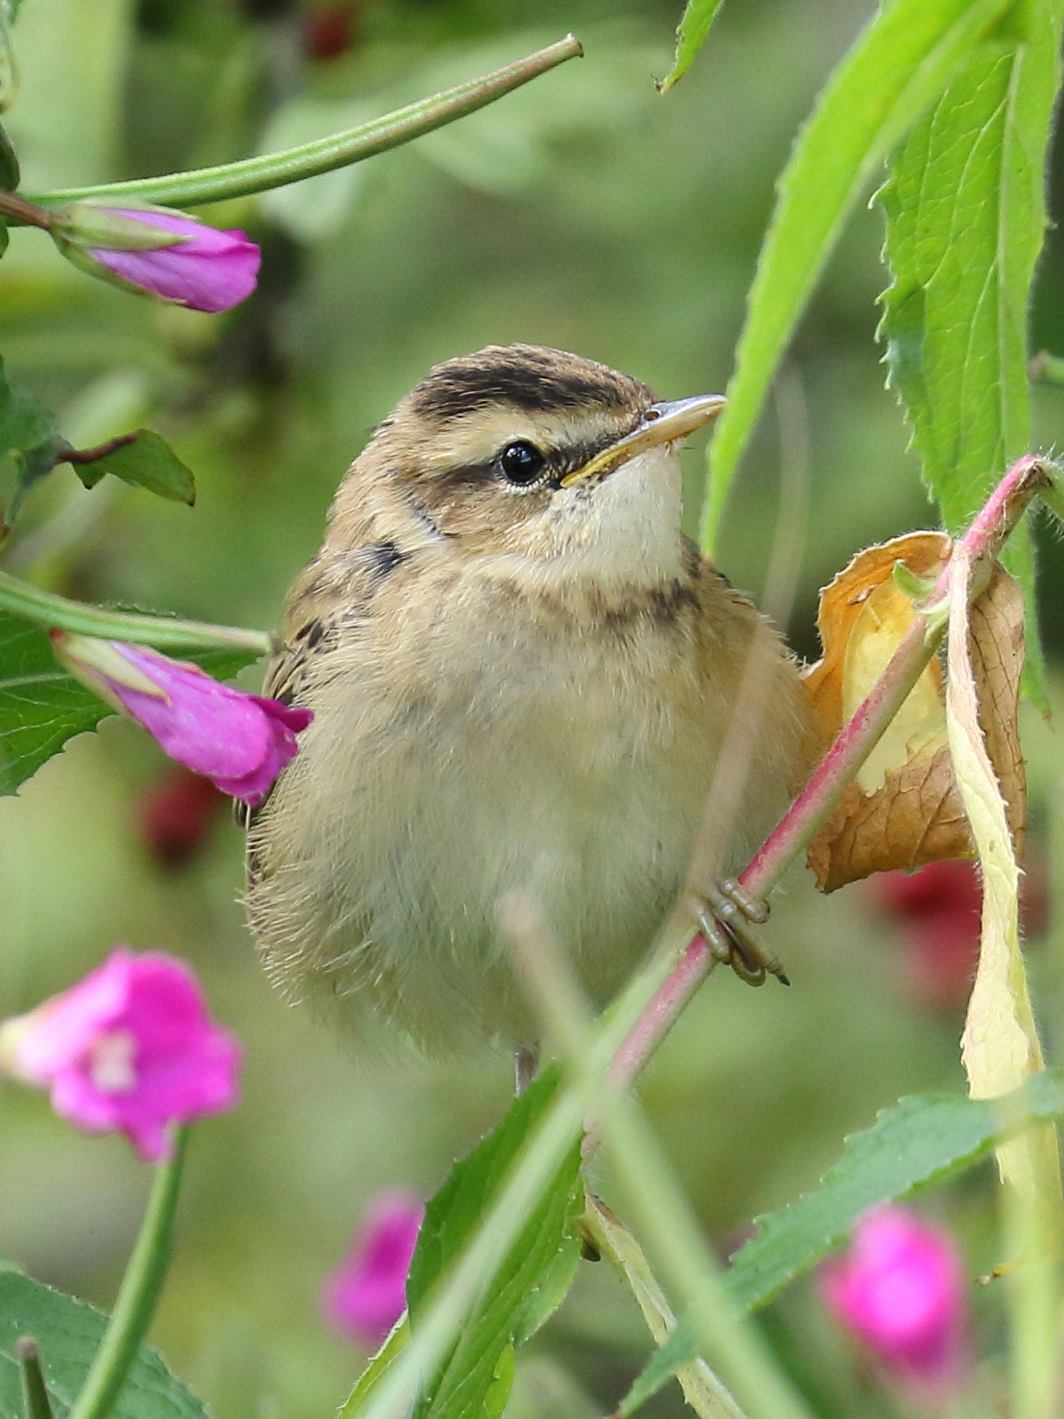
[689,878,788,989]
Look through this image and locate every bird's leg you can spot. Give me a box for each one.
[514,1044,540,1094]
[689,878,789,988]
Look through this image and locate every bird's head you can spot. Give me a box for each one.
[334,344,724,590]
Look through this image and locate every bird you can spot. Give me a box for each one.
[243,344,812,1070]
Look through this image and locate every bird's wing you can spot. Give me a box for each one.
[237,546,386,829]
[235,565,345,829]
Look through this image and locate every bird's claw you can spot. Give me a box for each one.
[690,879,787,989]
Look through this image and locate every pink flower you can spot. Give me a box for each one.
[52,632,312,807]
[0,949,242,1161]
[322,1192,425,1347]
[872,862,982,1009]
[819,1206,970,1397]
[869,860,1046,1010]
[52,202,260,312]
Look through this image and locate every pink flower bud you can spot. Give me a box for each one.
[819,1206,970,1398]
[52,202,260,313]
[322,1192,425,1347]
[52,632,311,807]
[0,948,242,1161]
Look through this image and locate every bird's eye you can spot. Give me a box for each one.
[498,440,547,487]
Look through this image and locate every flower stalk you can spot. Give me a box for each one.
[0,567,272,656]
[28,36,583,212]
[67,1129,189,1419]
[0,189,52,229]
[609,454,1058,1090]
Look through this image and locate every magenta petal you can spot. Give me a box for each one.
[95,644,311,806]
[87,209,260,312]
[2,949,243,1162]
[10,949,133,1081]
[818,1206,970,1394]
[322,1192,424,1347]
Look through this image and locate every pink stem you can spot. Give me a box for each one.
[609,455,1054,1089]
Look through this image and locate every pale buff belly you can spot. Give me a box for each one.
[247,573,805,1053]
[249,645,734,1052]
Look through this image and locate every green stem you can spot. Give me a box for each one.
[15,1339,55,1419]
[68,1129,189,1419]
[28,36,582,212]
[582,1198,749,1419]
[0,567,272,655]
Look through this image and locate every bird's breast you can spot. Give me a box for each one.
[248,560,797,1049]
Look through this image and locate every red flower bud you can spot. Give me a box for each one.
[139,767,224,867]
[303,4,359,61]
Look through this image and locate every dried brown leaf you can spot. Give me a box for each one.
[803,534,1026,891]
[807,743,968,893]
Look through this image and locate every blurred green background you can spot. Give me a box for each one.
[1,1,1063,1415]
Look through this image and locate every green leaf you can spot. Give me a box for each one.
[0,120,17,190]
[0,611,258,794]
[0,359,62,522]
[339,1317,411,1416]
[658,0,727,93]
[405,1070,583,1419]
[70,431,196,506]
[700,0,1015,552]
[11,439,64,510]
[0,1270,208,1419]
[878,0,1064,706]
[0,361,58,460]
[619,1071,1064,1415]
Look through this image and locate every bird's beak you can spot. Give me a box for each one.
[560,394,726,488]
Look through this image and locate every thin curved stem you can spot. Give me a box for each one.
[0,567,272,655]
[67,1129,189,1419]
[28,37,582,212]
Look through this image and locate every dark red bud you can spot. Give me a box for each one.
[302,4,360,61]
[139,767,224,867]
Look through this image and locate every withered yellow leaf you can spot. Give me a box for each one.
[947,548,1060,1227]
[802,533,949,755]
